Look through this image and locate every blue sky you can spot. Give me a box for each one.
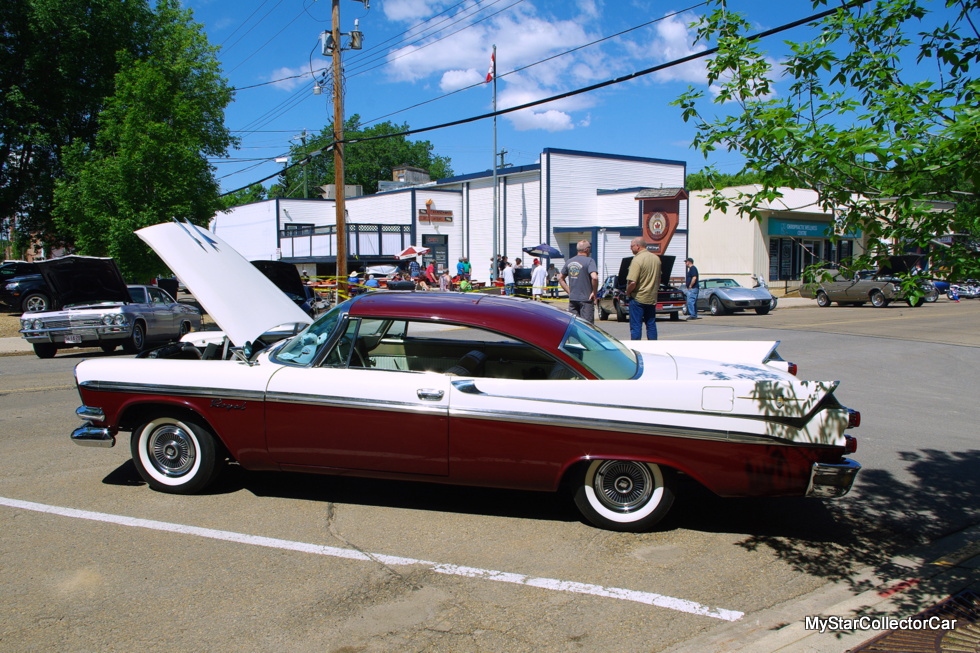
[184,0,957,194]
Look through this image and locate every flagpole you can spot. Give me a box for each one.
[491,44,498,278]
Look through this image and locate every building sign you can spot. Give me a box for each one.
[635,188,687,254]
[768,218,861,239]
[419,208,454,223]
[640,203,679,253]
[422,234,448,271]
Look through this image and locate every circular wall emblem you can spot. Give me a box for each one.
[647,212,667,239]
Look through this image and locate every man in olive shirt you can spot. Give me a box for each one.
[625,237,662,340]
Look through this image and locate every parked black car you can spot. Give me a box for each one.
[597,255,686,322]
[0,261,54,312]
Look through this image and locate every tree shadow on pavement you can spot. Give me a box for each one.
[672,447,980,614]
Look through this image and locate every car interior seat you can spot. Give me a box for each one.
[444,350,487,376]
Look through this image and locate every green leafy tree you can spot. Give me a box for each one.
[53,0,235,282]
[220,183,268,210]
[675,0,980,281]
[0,0,152,248]
[686,169,774,190]
[270,116,454,197]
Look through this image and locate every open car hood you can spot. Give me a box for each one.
[35,256,131,307]
[877,254,921,276]
[616,255,675,288]
[251,260,306,299]
[137,222,312,347]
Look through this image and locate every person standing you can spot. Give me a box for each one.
[625,237,662,340]
[439,268,451,292]
[502,261,516,295]
[461,257,471,280]
[684,257,700,320]
[531,259,547,301]
[558,240,598,323]
[425,260,438,288]
[547,263,559,298]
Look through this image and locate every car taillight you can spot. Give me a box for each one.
[847,409,861,428]
[787,362,798,376]
[844,435,857,454]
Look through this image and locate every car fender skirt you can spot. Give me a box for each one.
[806,458,860,498]
[71,424,115,448]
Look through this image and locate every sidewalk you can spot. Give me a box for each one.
[0,336,32,356]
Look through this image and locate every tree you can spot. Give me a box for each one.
[686,169,772,190]
[220,183,267,211]
[0,0,153,249]
[674,0,980,281]
[270,116,454,197]
[52,0,235,282]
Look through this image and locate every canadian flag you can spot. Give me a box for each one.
[485,52,495,83]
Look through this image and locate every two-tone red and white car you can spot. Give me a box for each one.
[69,221,860,531]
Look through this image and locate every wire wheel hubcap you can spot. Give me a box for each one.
[593,461,654,513]
[148,425,196,477]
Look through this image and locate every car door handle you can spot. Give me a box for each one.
[417,388,445,401]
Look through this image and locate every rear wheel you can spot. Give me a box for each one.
[870,290,889,307]
[573,460,674,531]
[131,414,222,494]
[598,305,610,320]
[32,343,57,359]
[816,291,831,307]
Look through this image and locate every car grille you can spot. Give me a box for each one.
[39,316,105,329]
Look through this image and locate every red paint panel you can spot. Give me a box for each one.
[447,417,842,497]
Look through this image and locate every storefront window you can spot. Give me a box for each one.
[768,237,853,280]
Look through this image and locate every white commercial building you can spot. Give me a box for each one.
[211,148,690,284]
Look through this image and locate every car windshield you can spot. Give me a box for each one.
[273,298,351,365]
[559,320,638,380]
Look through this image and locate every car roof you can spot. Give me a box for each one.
[346,292,575,350]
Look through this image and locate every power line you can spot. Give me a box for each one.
[220,2,857,196]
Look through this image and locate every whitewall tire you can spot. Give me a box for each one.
[573,460,674,531]
[131,415,221,494]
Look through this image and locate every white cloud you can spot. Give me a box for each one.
[383,0,452,23]
[267,65,313,92]
[440,68,483,92]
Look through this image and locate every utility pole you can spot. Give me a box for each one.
[325,0,365,293]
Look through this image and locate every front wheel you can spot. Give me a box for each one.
[907,296,925,307]
[598,304,610,321]
[709,296,726,316]
[33,343,57,359]
[614,299,627,322]
[22,292,51,313]
[122,321,147,354]
[573,460,674,532]
[131,415,222,494]
[816,291,831,308]
[669,311,680,321]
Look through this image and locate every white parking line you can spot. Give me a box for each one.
[0,496,744,621]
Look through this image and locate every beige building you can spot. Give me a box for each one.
[687,186,866,294]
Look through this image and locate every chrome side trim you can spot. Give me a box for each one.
[80,380,266,403]
[266,391,447,415]
[806,458,861,498]
[75,405,105,422]
[71,424,115,448]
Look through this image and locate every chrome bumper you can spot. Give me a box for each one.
[806,458,861,498]
[71,405,115,447]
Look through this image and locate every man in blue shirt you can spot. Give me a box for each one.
[684,258,701,319]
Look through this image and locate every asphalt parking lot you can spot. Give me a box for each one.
[1,298,977,652]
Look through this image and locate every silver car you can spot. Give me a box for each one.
[19,256,201,358]
[693,278,778,316]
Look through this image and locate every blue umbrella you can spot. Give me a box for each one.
[522,243,563,258]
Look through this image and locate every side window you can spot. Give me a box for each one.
[148,288,169,304]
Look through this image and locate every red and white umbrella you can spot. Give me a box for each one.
[395,245,430,260]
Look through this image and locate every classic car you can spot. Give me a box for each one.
[19,255,202,358]
[800,255,933,308]
[1,261,55,313]
[692,278,778,316]
[67,222,861,532]
[597,255,686,322]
